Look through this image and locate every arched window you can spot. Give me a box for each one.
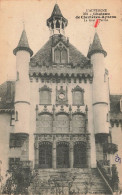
[39,86,52,105]
[62,22,64,29]
[61,48,68,63]
[54,46,68,64]
[72,114,85,133]
[74,142,87,168]
[39,142,52,168]
[51,22,54,29]
[56,142,69,168]
[56,20,60,28]
[56,113,69,133]
[36,114,53,133]
[72,86,84,105]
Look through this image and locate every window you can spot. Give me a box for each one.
[17,71,19,81]
[72,86,84,105]
[56,114,69,133]
[54,46,68,64]
[55,48,60,63]
[72,114,85,133]
[61,48,68,63]
[39,142,52,168]
[9,158,20,170]
[36,114,53,133]
[74,142,87,168]
[56,20,60,28]
[39,86,52,105]
[16,111,18,121]
[56,142,69,168]
[120,98,122,112]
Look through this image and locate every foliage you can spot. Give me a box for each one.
[111,164,119,191]
[2,164,33,195]
[103,143,118,154]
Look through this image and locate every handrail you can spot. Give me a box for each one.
[97,161,113,194]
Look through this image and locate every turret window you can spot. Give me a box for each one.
[56,20,60,28]
[120,98,122,112]
[17,71,19,81]
[39,85,52,105]
[16,111,18,121]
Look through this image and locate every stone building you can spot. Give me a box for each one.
[0,4,122,194]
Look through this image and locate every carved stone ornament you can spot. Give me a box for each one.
[56,86,68,105]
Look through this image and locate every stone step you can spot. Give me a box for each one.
[33,168,112,194]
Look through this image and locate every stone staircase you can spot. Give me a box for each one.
[31,168,112,194]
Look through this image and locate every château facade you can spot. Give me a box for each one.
[0,4,122,194]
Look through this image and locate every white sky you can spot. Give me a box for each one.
[0,0,122,94]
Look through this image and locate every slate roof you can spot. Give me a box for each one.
[30,35,89,69]
[87,32,107,58]
[13,30,33,57]
[51,4,63,17]
[0,81,15,111]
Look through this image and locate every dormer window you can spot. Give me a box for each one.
[54,45,68,64]
[72,86,84,106]
[39,85,52,105]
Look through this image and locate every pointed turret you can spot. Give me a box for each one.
[90,32,109,136]
[47,4,68,36]
[51,4,63,17]
[87,32,107,58]
[13,30,33,56]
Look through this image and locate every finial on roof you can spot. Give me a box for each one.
[13,29,33,56]
[87,32,107,58]
[22,20,25,30]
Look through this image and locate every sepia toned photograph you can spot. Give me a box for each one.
[0,0,122,194]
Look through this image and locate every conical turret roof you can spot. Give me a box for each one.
[87,32,107,58]
[13,30,33,56]
[47,4,68,27]
[51,4,63,17]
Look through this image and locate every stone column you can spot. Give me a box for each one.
[52,140,56,169]
[69,141,74,168]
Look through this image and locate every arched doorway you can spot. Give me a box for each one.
[56,142,69,168]
[74,142,87,168]
[39,142,52,168]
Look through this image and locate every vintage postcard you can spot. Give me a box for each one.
[0,0,122,194]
